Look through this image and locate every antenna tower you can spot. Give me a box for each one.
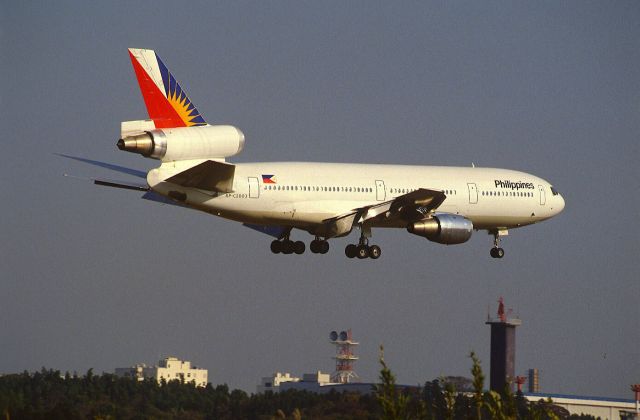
[329,329,359,384]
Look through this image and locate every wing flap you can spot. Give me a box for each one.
[165,160,235,193]
[358,188,446,224]
[386,188,447,222]
[318,188,446,238]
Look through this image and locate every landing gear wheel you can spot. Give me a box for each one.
[368,245,381,259]
[320,241,330,254]
[270,240,282,254]
[310,240,320,254]
[294,241,305,255]
[345,244,357,258]
[490,247,505,259]
[356,245,369,259]
[282,240,294,254]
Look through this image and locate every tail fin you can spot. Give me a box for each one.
[128,48,207,128]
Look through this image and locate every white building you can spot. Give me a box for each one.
[257,371,336,393]
[257,372,301,393]
[524,393,638,420]
[115,356,208,387]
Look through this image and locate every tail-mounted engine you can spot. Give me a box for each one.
[117,124,245,161]
[407,214,473,245]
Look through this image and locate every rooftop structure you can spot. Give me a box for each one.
[115,356,208,387]
[528,368,540,393]
[486,297,521,393]
[257,371,335,393]
[523,393,637,419]
[256,372,300,393]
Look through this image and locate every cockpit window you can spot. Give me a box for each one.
[550,186,559,196]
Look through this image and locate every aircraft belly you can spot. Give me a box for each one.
[470,215,543,230]
[192,195,339,228]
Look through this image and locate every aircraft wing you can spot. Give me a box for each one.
[320,188,446,238]
[360,188,447,224]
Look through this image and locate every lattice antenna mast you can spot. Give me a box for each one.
[329,329,359,384]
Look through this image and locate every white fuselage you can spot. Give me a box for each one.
[147,162,565,233]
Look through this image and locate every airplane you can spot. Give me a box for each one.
[62,48,565,260]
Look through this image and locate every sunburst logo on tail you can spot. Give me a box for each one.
[157,54,206,127]
[166,89,204,127]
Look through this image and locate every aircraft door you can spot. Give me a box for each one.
[248,177,259,198]
[538,185,546,205]
[375,180,386,201]
[467,183,478,204]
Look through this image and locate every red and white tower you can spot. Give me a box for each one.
[329,329,359,384]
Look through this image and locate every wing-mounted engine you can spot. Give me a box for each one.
[117,124,245,161]
[407,213,473,244]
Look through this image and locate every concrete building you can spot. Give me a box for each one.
[257,371,336,393]
[524,393,637,419]
[115,356,208,387]
[528,368,540,393]
[257,372,301,393]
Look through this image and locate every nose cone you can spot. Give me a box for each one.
[556,194,565,214]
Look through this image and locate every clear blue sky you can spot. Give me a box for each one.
[1,1,638,398]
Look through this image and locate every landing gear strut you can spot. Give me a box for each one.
[490,231,505,259]
[345,227,381,260]
[271,230,305,255]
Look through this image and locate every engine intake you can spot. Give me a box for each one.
[407,214,473,245]
[117,125,245,161]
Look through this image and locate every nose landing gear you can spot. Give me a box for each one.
[490,247,505,258]
[490,230,506,259]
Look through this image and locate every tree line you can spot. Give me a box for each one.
[0,350,597,419]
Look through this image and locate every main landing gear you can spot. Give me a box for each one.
[345,229,381,260]
[490,231,505,259]
[309,238,330,254]
[271,235,329,255]
[270,238,305,255]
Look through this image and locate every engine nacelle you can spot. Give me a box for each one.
[407,214,473,245]
[117,125,245,161]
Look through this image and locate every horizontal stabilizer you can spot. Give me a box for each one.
[94,179,148,191]
[166,160,235,193]
[56,153,147,179]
